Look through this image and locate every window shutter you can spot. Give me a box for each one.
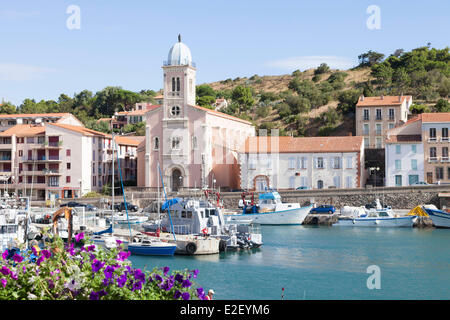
[331,157,335,169]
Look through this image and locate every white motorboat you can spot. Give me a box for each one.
[422,205,450,228]
[226,191,312,225]
[335,208,417,227]
[112,213,148,225]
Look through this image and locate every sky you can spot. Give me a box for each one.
[0,0,449,106]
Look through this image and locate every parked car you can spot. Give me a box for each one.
[296,186,310,190]
[114,202,139,212]
[411,181,429,186]
[60,202,98,211]
[310,205,335,214]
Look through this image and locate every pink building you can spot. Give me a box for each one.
[138,36,255,191]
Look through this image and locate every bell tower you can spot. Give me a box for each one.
[163,35,196,119]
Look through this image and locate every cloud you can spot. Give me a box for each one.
[0,63,58,81]
[267,56,356,71]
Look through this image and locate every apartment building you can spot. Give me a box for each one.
[0,122,139,200]
[356,95,413,148]
[0,113,82,132]
[239,136,366,190]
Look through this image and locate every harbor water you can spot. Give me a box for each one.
[129,225,450,300]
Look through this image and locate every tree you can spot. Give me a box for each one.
[393,49,404,58]
[284,95,311,114]
[371,63,394,86]
[337,89,362,114]
[314,63,330,75]
[409,104,431,114]
[434,99,450,112]
[196,84,216,98]
[231,86,255,114]
[197,96,216,108]
[358,50,385,67]
[0,102,16,114]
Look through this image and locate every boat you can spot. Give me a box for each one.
[335,207,417,227]
[127,234,176,256]
[142,190,263,251]
[422,205,450,228]
[111,213,148,225]
[225,191,312,225]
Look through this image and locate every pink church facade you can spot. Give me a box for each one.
[137,36,255,191]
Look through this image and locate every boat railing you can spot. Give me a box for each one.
[173,225,190,235]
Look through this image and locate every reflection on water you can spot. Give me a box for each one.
[129,226,450,300]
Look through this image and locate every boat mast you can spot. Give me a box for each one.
[157,162,160,229]
[111,132,115,228]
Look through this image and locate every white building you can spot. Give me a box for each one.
[239,136,366,190]
[385,116,424,186]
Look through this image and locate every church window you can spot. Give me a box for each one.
[172,78,175,91]
[172,137,181,150]
[171,106,181,116]
[176,77,180,91]
[153,137,159,150]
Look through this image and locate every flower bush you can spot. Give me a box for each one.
[0,231,206,300]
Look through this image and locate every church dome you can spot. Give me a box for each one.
[166,35,193,66]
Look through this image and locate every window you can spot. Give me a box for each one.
[171,78,175,91]
[93,176,96,187]
[443,128,449,141]
[389,109,395,120]
[376,123,382,135]
[395,175,402,187]
[364,137,369,148]
[317,180,324,189]
[171,137,181,150]
[170,106,181,116]
[153,137,159,150]
[289,176,295,189]
[436,167,444,180]
[18,150,23,157]
[395,145,401,154]
[388,123,395,130]
[192,136,197,150]
[67,163,71,170]
[333,176,341,188]
[48,176,59,187]
[363,109,369,121]
[430,147,437,158]
[409,175,419,185]
[376,137,382,148]
[93,164,95,174]
[176,77,180,92]
[363,123,369,135]
[288,157,295,169]
[395,160,401,170]
[27,137,34,144]
[346,157,352,169]
[301,157,307,169]
[317,157,324,169]
[93,150,95,159]
[333,157,341,169]
[429,128,437,140]
[301,177,308,188]
[66,149,71,157]
[345,176,353,188]
[411,145,417,154]
[448,168,450,180]
[411,159,417,170]
[443,147,449,158]
[66,176,71,183]
[248,157,256,170]
[376,109,382,120]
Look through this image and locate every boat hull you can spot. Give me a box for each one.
[334,216,417,227]
[425,209,450,228]
[128,244,177,256]
[226,205,312,225]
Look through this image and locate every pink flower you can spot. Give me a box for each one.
[13,254,24,263]
[1,278,6,288]
[2,249,9,260]
[75,233,84,242]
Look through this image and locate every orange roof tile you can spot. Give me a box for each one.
[114,136,141,147]
[48,123,108,137]
[356,95,412,107]
[242,136,363,153]
[421,112,450,123]
[0,112,71,119]
[0,124,45,137]
[190,105,253,125]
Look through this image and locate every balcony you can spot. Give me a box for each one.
[363,117,370,121]
[46,141,63,148]
[375,116,382,121]
[441,157,450,163]
[0,156,12,162]
[428,137,438,143]
[441,137,449,142]
[428,157,438,163]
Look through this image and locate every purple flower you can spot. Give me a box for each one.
[117,274,127,288]
[134,269,146,283]
[89,254,96,261]
[192,269,199,278]
[13,253,23,263]
[67,243,75,256]
[75,232,84,242]
[162,266,170,276]
[197,287,205,298]
[104,265,115,279]
[48,279,55,289]
[98,289,108,298]
[36,256,45,266]
[89,291,99,300]
[174,290,182,299]
[117,251,130,261]
[182,279,192,288]
[132,281,142,291]
[161,279,174,291]
[154,274,163,283]
[41,250,51,259]
[2,249,8,260]
[87,245,96,252]
[175,273,183,283]
[116,239,123,245]
[10,271,18,281]
[181,292,190,300]
[91,259,105,273]
[31,247,38,256]
[1,278,6,288]
[0,266,10,276]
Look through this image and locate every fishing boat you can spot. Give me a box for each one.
[226,191,312,225]
[335,207,417,227]
[127,234,176,256]
[142,190,263,251]
[422,205,450,228]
